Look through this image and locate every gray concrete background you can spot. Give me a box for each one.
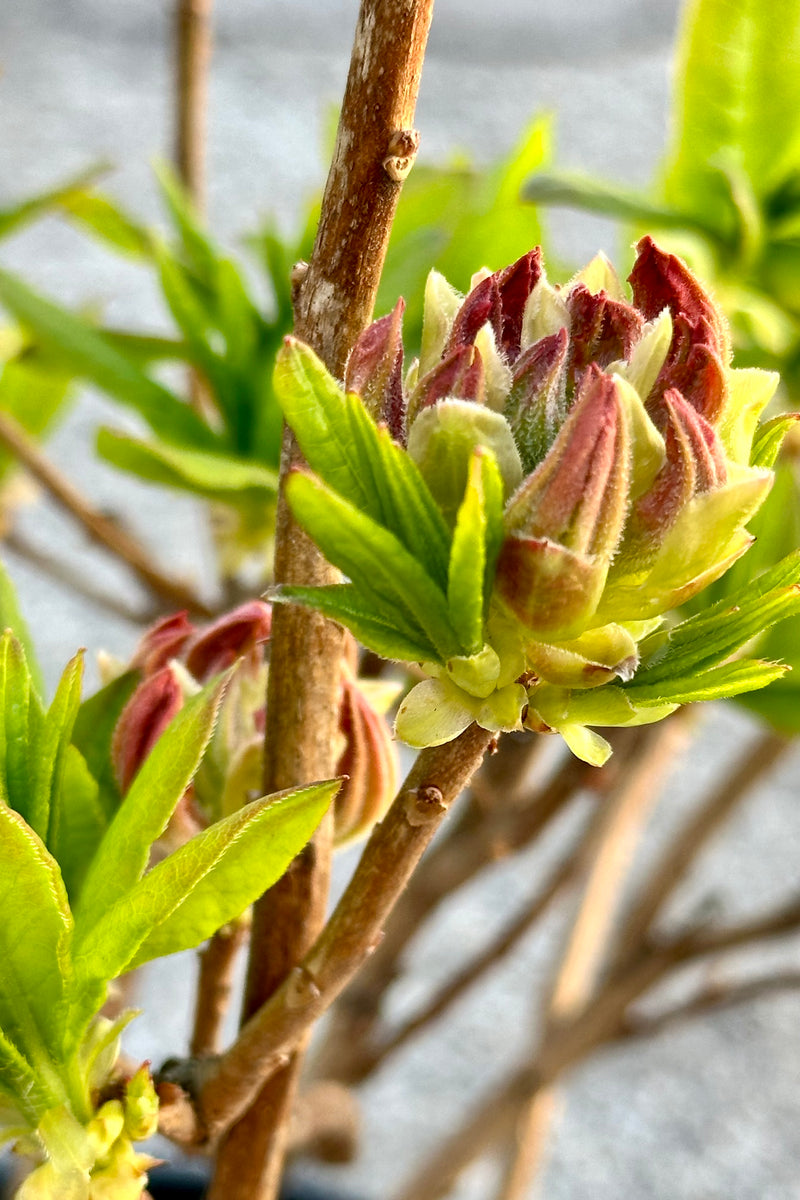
[1,2,799,1197]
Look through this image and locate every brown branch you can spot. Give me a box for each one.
[496,716,690,1200]
[207,7,434,1191]
[350,824,585,1082]
[673,895,800,963]
[612,728,790,970]
[393,941,686,1200]
[0,410,212,616]
[287,1081,360,1164]
[174,0,213,208]
[619,970,800,1042]
[4,529,156,625]
[196,724,494,1143]
[190,917,249,1058]
[316,747,591,1080]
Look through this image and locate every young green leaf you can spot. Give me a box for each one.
[750,414,800,468]
[286,470,460,660]
[665,0,800,232]
[0,269,215,449]
[0,632,37,824]
[96,430,278,508]
[71,671,138,821]
[634,552,800,685]
[275,584,436,662]
[0,806,74,1073]
[154,161,219,284]
[448,451,490,654]
[57,190,152,258]
[74,674,229,934]
[37,652,85,852]
[275,338,452,587]
[48,747,106,906]
[625,658,788,705]
[0,1026,46,1125]
[0,163,107,241]
[121,780,339,971]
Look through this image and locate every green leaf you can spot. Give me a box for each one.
[275,339,451,587]
[97,429,278,507]
[0,632,38,827]
[57,191,152,258]
[0,565,43,696]
[154,161,219,284]
[286,471,460,660]
[665,0,800,232]
[0,805,74,1074]
[36,652,85,851]
[634,552,800,685]
[48,747,106,906]
[71,671,138,821]
[0,1026,44,1123]
[275,584,436,662]
[751,414,800,468]
[0,351,73,491]
[123,781,339,970]
[0,163,108,241]
[74,674,229,935]
[0,269,215,449]
[522,171,720,240]
[625,658,788,705]
[448,451,489,653]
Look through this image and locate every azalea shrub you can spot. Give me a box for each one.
[274,238,800,765]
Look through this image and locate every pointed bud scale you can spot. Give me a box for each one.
[504,366,630,560]
[447,273,502,351]
[629,236,731,363]
[419,270,463,376]
[184,599,272,680]
[648,313,727,427]
[497,367,630,637]
[621,389,727,562]
[334,673,399,846]
[131,611,195,676]
[567,283,644,380]
[505,327,569,473]
[123,1065,159,1142]
[410,345,485,421]
[345,298,406,443]
[496,248,544,358]
[112,666,184,793]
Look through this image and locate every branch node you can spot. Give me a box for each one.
[404,785,446,826]
[383,128,420,182]
[285,964,322,1010]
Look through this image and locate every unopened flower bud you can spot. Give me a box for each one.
[334,673,399,846]
[130,611,195,676]
[184,599,272,681]
[496,366,630,637]
[112,666,184,794]
[345,298,406,443]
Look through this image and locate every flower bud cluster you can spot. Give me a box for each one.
[345,239,778,760]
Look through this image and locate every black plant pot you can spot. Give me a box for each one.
[0,1161,362,1200]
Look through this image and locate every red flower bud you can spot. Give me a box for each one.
[345,298,406,443]
[131,611,195,676]
[412,345,486,414]
[567,283,643,380]
[112,666,184,793]
[184,599,272,681]
[496,248,544,358]
[334,674,399,846]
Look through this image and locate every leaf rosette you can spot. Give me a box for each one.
[274,239,800,764]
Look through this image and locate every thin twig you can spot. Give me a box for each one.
[207,5,435,1192]
[611,728,790,970]
[192,724,494,1143]
[4,528,156,625]
[0,410,212,616]
[619,971,800,1041]
[496,716,690,1200]
[175,0,213,209]
[190,918,249,1058]
[350,832,583,1082]
[316,748,591,1081]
